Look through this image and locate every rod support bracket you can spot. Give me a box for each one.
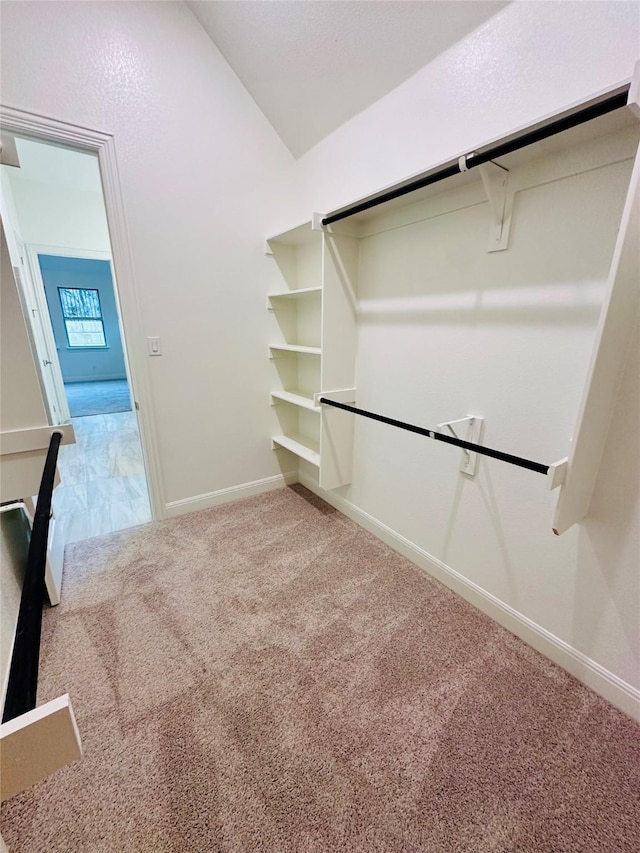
[315,388,356,407]
[478,161,512,252]
[437,416,484,477]
[546,457,568,491]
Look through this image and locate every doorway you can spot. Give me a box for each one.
[0,135,153,543]
[35,252,130,416]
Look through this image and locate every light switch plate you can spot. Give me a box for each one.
[147,336,162,356]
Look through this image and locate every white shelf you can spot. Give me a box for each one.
[268,287,322,300]
[266,221,317,248]
[271,433,320,466]
[269,344,321,356]
[267,218,356,490]
[270,390,319,411]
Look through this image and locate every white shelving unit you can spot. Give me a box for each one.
[267,77,640,529]
[267,220,356,489]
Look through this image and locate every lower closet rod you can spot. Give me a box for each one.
[319,398,549,475]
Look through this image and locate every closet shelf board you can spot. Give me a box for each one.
[268,287,322,300]
[270,391,319,411]
[272,433,320,466]
[269,344,321,356]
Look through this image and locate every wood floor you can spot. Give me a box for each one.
[53,411,151,544]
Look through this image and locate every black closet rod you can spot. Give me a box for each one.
[319,398,549,476]
[321,88,630,226]
[2,431,62,724]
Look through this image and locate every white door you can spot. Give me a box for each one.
[14,237,70,424]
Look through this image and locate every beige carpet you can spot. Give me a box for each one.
[2,485,639,852]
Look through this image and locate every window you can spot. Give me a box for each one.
[58,287,107,348]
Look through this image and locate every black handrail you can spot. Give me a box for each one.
[2,431,62,724]
[319,399,548,476]
[322,89,629,226]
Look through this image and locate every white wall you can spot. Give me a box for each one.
[289,0,640,221]
[287,1,640,711]
[0,0,296,509]
[6,177,111,254]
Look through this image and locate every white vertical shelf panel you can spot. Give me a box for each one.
[319,406,355,491]
[321,225,358,391]
[553,137,640,535]
[1,694,82,802]
[319,223,359,490]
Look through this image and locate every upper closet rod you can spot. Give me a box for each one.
[322,88,630,226]
[320,398,549,475]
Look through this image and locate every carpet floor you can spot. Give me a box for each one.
[64,380,131,418]
[1,485,639,852]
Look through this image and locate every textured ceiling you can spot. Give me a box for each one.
[187,0,510,158]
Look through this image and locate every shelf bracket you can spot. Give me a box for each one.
[436,415,484,477]
[478,161,512,252]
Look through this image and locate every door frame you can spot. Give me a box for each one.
[21,239,71,423]
[0,215,70,424]
[0,105,165,520]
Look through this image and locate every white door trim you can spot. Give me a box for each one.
[0,105,165,520]
[28,244,111,261]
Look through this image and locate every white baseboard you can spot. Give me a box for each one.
[165,471,299,518]
[299,474,640,722]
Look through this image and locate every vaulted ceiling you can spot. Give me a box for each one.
[187,1,510,157]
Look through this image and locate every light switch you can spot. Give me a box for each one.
[147,336,162,356]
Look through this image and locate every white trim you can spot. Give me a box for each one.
[299,474,640,722]
[165,472,299,518]
[26,244,111,262]
[0,105,165,520]
[0,424,75,455]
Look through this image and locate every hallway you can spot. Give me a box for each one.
[53,411,151,544]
